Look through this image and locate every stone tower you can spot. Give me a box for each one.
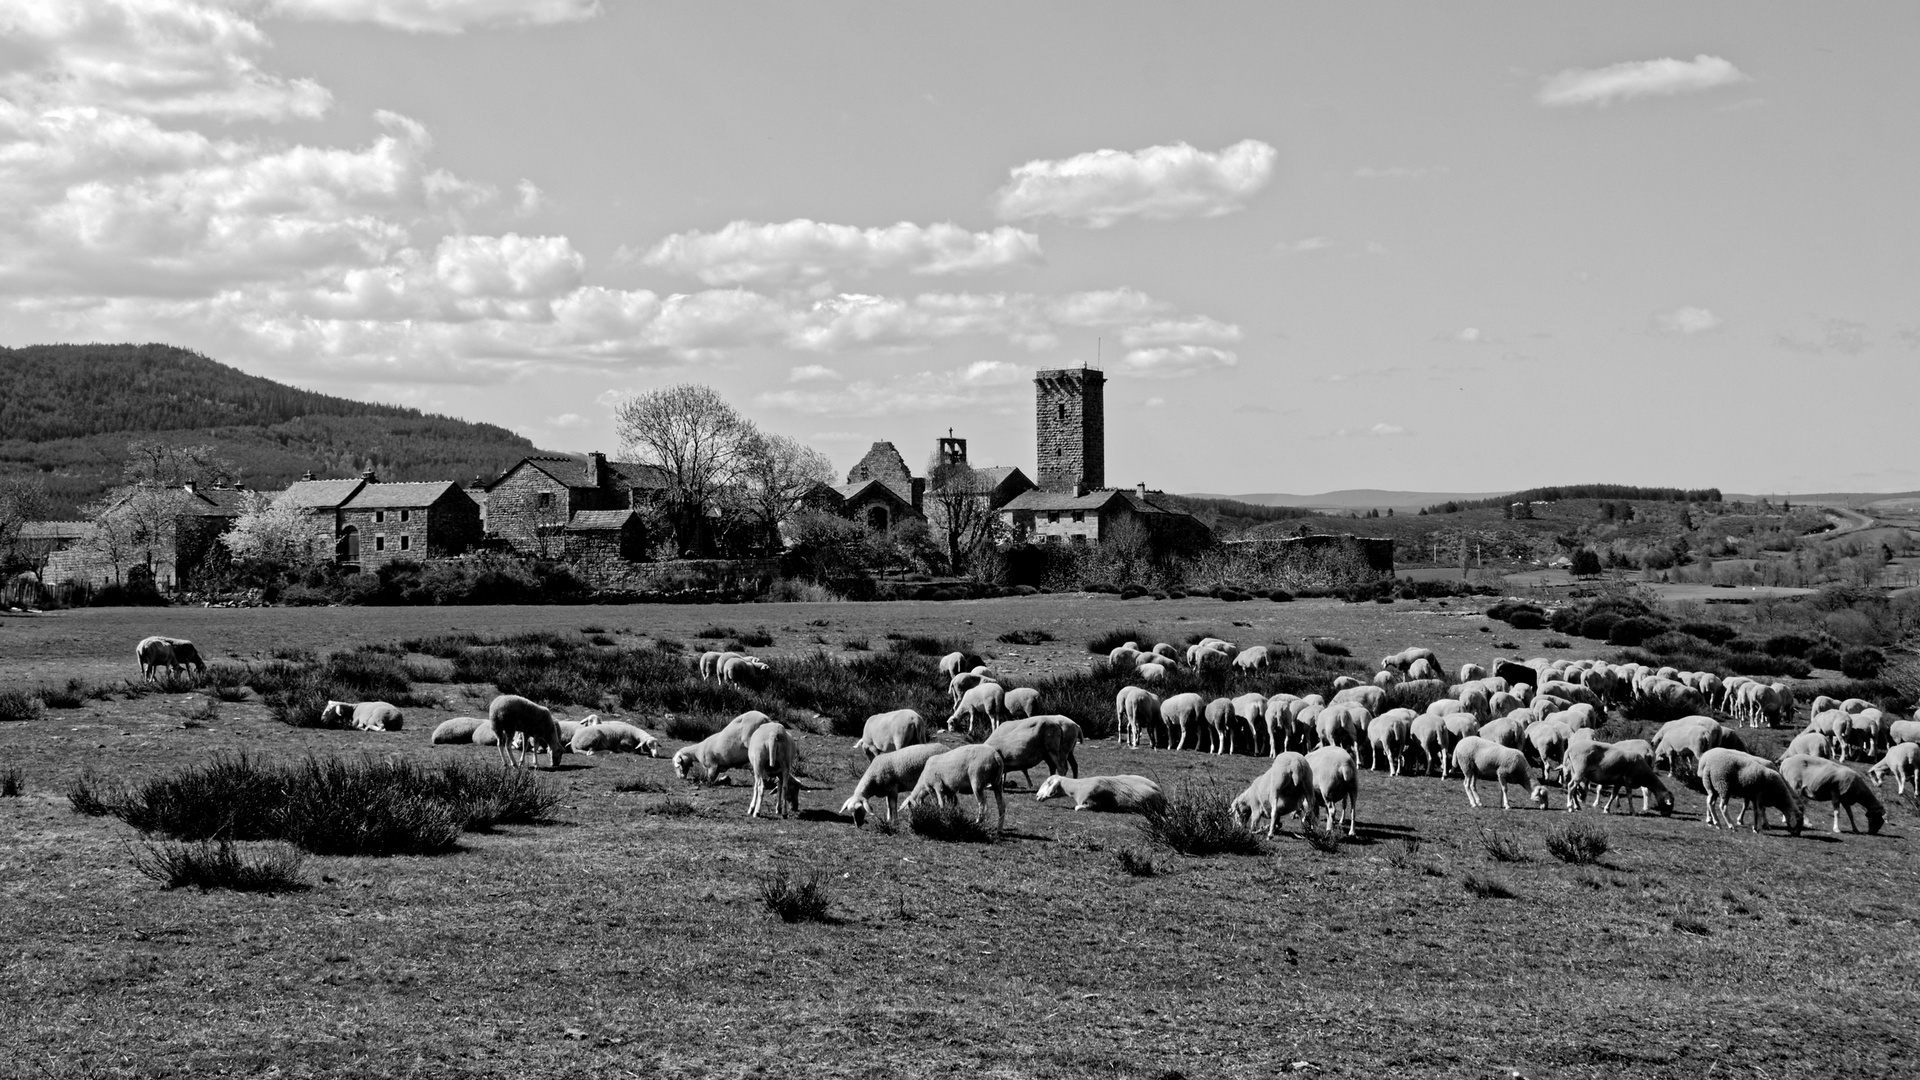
[1034,366,1105,494]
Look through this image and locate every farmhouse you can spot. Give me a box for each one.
[337,481,484,568]
[481,452,668,556]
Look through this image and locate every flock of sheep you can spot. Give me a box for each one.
[136,629,1920,842]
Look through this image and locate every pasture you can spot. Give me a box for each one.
[3,597,1918,1079]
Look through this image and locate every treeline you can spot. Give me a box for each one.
[1423,484,1722,515]
[1158,494,1321,538]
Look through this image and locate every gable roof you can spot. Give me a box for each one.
[275,478,366,510]
[999,487,1194,517]
[181,486,265,517]
[18,520,89,541]
[566,509,639,531]
[486,454,671,493]
[835,479,919,511]
[342,481,462,509]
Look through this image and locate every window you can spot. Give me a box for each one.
[374,535,385,551]
[375,510,385,523]
[400,509,410,522]
[399,535,410,551]
[1071,511,1085,523]
[1057,403,1066,422]
[1047,511,1060,523]
[1070,534,1088,546]
[536,492,554,509]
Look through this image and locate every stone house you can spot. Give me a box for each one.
[1000,483,1211,553]
[337,481,484,568]
[273,475,368,558]
[174,482,261,582]
[481,452,668,556]
[803,440,928,531]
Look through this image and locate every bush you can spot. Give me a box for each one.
[906,800,995,843]
[1580,612,1623,641]
[1841,646,1887,679]
[1543,638,1571,649]
[757,868,833,923]
[1119,584,1149,599]
[0,688,44,724]
[1570,549,1603,577]
[37,679,87,709]
[1137,784,1263,856]
[133,839,307,893]
[0,766,21,798]
[1607,616,1667,648]
[1763,632,1818,658]
[1680,621,1740,645]
[1300,814,1343,854]
[737,628,775,648]
[1486,601,1548,630]
[997,628,1054,645]
[1478,827,1529,863]
[1267,589,1293,602]
[1114,848,1159,877]
[693,625,737,640]
[1087,628,1157,655]
[1461,871,1517,899]
[1310,640,1351,658]
[1544,820,1610,865]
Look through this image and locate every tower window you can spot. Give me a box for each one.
[1057,403,1066,422]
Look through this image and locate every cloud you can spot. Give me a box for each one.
[264,1,600,34]
[1329,422,1408,438]
[993,139,1276,227]
[1653,306,1723,335]
[1118,316,1242,348]
[1277,236,1334,255]
[789,364,840,382]
[546,412,589,429]
[960,359,1022,385]
[1776,319,1869,356]
[1442,327,1484,344]
[1120,344,1238,379]
[1353,165,1448,179]
[1539,55,1751,108]
[640,219,1042,285]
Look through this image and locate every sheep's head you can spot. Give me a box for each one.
[637,735,660,759]
[1034,776,1066,802]
[840,795,868,826]
[1867,805,1886,835]
[671,748,702,782]
[321,701,350,724]
[1645,780,1676,817]
[1529,784,1550,808]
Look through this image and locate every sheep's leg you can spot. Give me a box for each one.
[1500,784,1512,811]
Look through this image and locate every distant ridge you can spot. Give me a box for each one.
[1185,489,1508,512]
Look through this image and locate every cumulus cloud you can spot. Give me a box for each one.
[1329,422,1407,438]
[1120,344,1237,379]
[1539,55,1750,108]
[1442,327,1484,344]
[1118,316,1242,348]
[1653,306,1722,335]
[546,411,589,429]
[993,139,1276,227]
[961,359,1022,385]
[789,364,840,382]
[640,219,1042,285]
[264,0,600,34]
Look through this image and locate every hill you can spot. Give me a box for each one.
[1187,489,1507,513]
[0,344,547,515]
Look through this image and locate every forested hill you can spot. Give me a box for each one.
[0,344,546,515]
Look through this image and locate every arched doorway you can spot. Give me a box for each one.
[865,506,890,531]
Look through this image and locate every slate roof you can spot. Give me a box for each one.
[275,479,366,510]
[832,479,918,508]
[341,481,462,510]
[488,455,670,493]
[180,487,263,517]
[566,509,639,531]
[999,488,1184,516]
[18,520,89,541]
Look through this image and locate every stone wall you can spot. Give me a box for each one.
[1034,367,1104,493]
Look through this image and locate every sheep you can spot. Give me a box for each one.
[898,744,1006,833]
[1456,686,1491,723]
[1697,748,1804,835]
[1330,675,1363,692]
[1036,774,1166,814]
[745,723,798,819]
[1229,752,1315,837]
[1232,692,1269,756]
[985,716,1078,788]
[938,651,978,679]
[1004,686,1042,719]
[1524,719,1573,782]
[840,744,947,826]
[1568,739,1672,816]
[1371,669,1403,689]
[136,636,205,682]
[1160,693,1207,752]
[1382,647,1438,673]
[1316,703,1366,758]
[672,710,773,783]
[1233,645,1271,672]
[321,700,404,732]
[1845,710,1888,760]
[1809,709,1854,757]
[570,720,660,757]
[1651,716,1741,778]
[1440,714,1482,763]
[1264,695,1311,756]
[1784,731,1833,760]
[1406,657,1440,682]
[1477,715,1527,752]
[719,654,769,688]
[1135,661,1169,683]
[1451,736,1548,810]
[947,670,990,703]
[947,681,1011,738]
[488,694,566,770]
[1868,744,1920,794]
[1409,713,1451,777]
[1150,642,1181,664]
[1487,691,1523,719]
[698,650,743,680]
[1807,694,1840,722]
[1425,698,1466,718]
[1331,684,1386,715]
[1192,646,1233,671]
[855,709,929,760]
[1779,754,1884,834]
[1890,719,1920,747]
[1366,709,1415,776]
[1109,645,1146,665]
[1304,746,1358,835]
[430,716,486,744]
[470,720,498,746]
[1459,662,1487,684]
[1115,686,1162,749]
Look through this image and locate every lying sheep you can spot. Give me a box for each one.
[1452,736,1548,810]
[488,694,565,770]
[1305,745,1358,836]
[1868,743,1920,794]
[1004,687,1042,719]
[1135,662,1169,683]
[430,716,486,744]
[1115,686,1162,749]
[947,681,1011,737]
[986,716,1078,788]
[899,744,1006,833]
[854,709,928,760]
[1697,748,1804,835]
[673,710,773,783]
[1779,754,1884,834]
[745,723,799,819]
[322,700,403,733]
[841,744,947,826]
[570,720,659,757]
[1229,752,1314,837]
[1036,774,1165,814]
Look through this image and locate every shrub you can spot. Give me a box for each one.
[1580,612,1623,641]
[907,800,995,843]
[1385,836,1422,871]
[841,637,870,651]
[1119,584,1149,599]
[1544,820,1610,865]
[1114,848,1159,877]
[1680,621,1740,645]
[644,797,699,817]
[1841,646,1887,679]
[1310,640,1351,658]
[1461,870,1517,899]
[133,839,307,893]
[0,689,45,724]
[1268,589,1293,602]
[998,628,1054,645]
[1300,814,1343,854]
[1137,784,1263,856]
[0,767,21,798]
[1763,632,1817,658]
[693,625,737,640]
[1478,827,1529,863]
[1543,638,1571,650]
[67,770,117,816]
[1607,616,1667,648]
[737,628,776,648]
[757,868,833,923]
[37,680,87,709]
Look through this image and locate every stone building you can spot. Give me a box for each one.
[804,441,927,531]
[561,510,647,587]
[174,482,260,583]
[336,481,483,568]
[481,452,668,556]
[273,475,368,557]
[1034,367,1105,494]
[1000,483,1211,552]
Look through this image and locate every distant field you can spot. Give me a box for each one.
[3,599,1916,1078]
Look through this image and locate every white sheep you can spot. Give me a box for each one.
[1477,715,1526,752]
[1784,731,1833,760]
[430,716,485,744]
[1150,642,1181,664]
[1115,686,1162,749]
[1523,719,1573,782]
[1888,719,1920,747]
[840,744,947,826]
[322,700,403,733]
[1331,684,1386,715]
[1304,746,1358,836]
[136,636,205,682]
[986,716,1078,787]
[1867,744,1919,794]
[488,694,565,770]
[1134,661,1169,683]
[698,650,742,680]
[1451,736,1548,810]
[1697,748,1804,835]
[1231,692,1269,755]
[1264,695,1310,757]
[1459,662,1487,684]
[570,720,659,757]
[1035,774,1165,814]
[1233,645,1271,672]
[1566,739,1672,815]
[1779,754,1884,834]
[938,651,977,679]
[947,681,1011,737]
[1381,646,1438,673]
[899,744,1006,833]
[1004,687,1042,719]
[1160,692,1207,752]
[1366,708,1415,776]
[1409,713,1451,777]
[854,709,929,760]
[948,670,990,704]
[1229,752,1314,837]
[672,710,773,783]
[745,722,798,819]
[719,654,769,688]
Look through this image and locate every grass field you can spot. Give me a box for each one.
[3,598,1918,1078]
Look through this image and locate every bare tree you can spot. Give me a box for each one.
[614,384,755,557]
[74,491,141,585]
[0,476,49,566]
[123,441,235,488]
[739,432,836,554]
[924,457,1002,576]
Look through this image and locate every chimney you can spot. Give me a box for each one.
[469,476,486,489]
[586,451,607,488]
[361,469,377,483]
[1137,482,1147,500]
[302,471,315,481]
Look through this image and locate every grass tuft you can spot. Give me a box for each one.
[1301,813,1344,854]
[692,625,737,640]
[1461,870,1518,899]
[644,796,699,817]
[1,766,22,798]
[737,628,775,648]
[907,800,996,843]
[132,839,307,893]
[1087,628,1156,655]
[1544,820,1611,865]
[998,628,1055,645]
[0,688,45,723]
[1138,783,1263,856]
[1310,640,1352,658]
[1386,836,1422,871]
[1671,916,1711,936]
[841,637,870,651]
[1478,827,1530,863]
[757,868,833,923]
[1114,847,1159,876]
[612,775,668,794]
[37,679,88,709]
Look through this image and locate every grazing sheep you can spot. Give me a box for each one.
[1784,731,1833,760]
[1807,694,1840,722]
[1230,692,1268,756]
[1425,698,1466,718]
[938,651,979,679]
[1406,657,1440,682]
[1150,642,1181,664]
[570,720,659,757]
[1697,748,1804,835]
[1316,703,1366,759]
[1486,691,1523,719]
[136,636,205,682]
[1867,744,1920,794]
[1003,687,1042,719]
[1440,714,1482,766]
[1304,746,1359,836]
[1524,719,1573,782]
[745,723,798,819]
[1115,686,1162,749]
[672,710,774,783]
[841,744,947,826]
[430,716,486,744]
[855,709,929,760]
[1382,647,1438,674]
[1409,713,1451,777]
[1888,719,1920,747]
[1459,662,1487,684]
[1331,684,1386,715]
[1451,736,1548,810]
[899,744,1006,834]
[321,700,404,733]
[1160,693,1208,752]
[985,716,1078,787]
[488,694,565,770]
[1036,774,1165,814]
[1845,710,1889,760]
[947,682,1012,738]
[719,654,770,688]
[1651,716,1741,778]
[1570,739,1673,816]
[1371,669,1403,689]
[1478,715,1526,752]
[1264,695,1312,756]
[1809,709,1854,757]
[1135,661,1169,683]
[1109,645,1145,665]
[698,650,743,680]
[1229,752,1315,837]
[1366,709,1415,776]
[1331,675,1363,692]
[1233,645,1272,672]
[1779,754,1884,834]
[1192,646,1233,671]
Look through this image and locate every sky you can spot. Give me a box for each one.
[1,1,1916,496]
